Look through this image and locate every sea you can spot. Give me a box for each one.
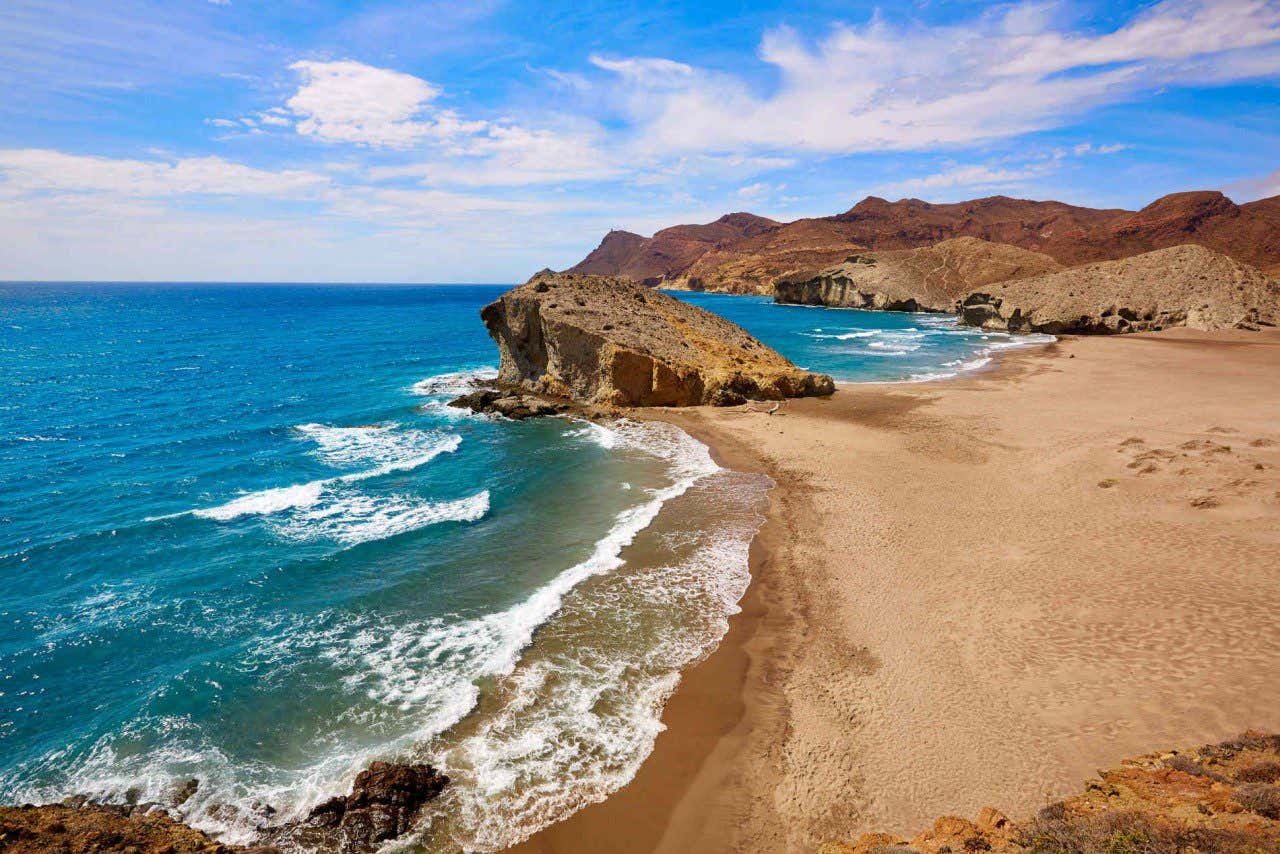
[0,283,1050,851]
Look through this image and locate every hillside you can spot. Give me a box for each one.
[567,212,778,284]
[773,237,1062,312]
[820,732,1280,854]
[565,191,1280,294]
[959,244,1280,334]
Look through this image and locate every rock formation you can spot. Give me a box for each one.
[465,271,833,410]
[566,190,1280,295]
[774,237,1062,312]
[668,218,865,295]
[958,244,1280,334]
[0,762,448,854]
[0,801,260,853]
[267,762,448,853]
[820,732,1280,853]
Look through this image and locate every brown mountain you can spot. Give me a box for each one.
[567,191,1280,294]
[567,212,779,284]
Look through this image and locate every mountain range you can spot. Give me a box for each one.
[566,191,1280,294]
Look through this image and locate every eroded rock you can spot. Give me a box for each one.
[775,237,1062,312]
[289,762,448,853]
[957,244,1280,334]
[475,271,833,409]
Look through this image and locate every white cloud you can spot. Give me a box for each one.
[589,0,1280,156]
[0,149,328,197]
[874,165,1046,197]
[870,143,1133,198]
[286,59,445,148]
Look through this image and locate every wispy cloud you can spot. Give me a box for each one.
[869,143,1133,198]
[589,0,1280,156]
[0,149,328,197]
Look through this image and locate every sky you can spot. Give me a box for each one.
[1,0,1279,282]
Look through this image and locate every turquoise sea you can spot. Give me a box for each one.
[0,283,1048,850]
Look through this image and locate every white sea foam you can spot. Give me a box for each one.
[272,490,489,546]
[26,420,756,851]
[192,480,328,521]
[420,462,766,851]
[163,426,462,523]
[801,329,877,340]
[411,367,499,397]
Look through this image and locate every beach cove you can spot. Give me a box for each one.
[517,327,1280,853]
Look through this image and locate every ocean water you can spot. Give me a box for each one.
[0,283,1045,851]
[670,290,1054,382]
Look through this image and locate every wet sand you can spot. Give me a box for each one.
[514,329,1280,853]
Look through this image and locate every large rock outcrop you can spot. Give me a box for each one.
[473,272,833,408]
[774,237,1062,312]
[268,762,448,853]
[958,244,1280,334]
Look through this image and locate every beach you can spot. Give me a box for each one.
[514,327,1280,853]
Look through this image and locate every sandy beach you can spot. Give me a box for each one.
[515,328,1280,853]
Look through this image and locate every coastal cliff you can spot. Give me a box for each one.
[958,244,1280,334]
[820,732,1280,853]
[459,271,833,411]
[774,237,1061,312]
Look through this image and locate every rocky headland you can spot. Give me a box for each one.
[773,237,1062,313]
[451,271,833,415]
[820,732,1280,854]
[959,244,1280,334]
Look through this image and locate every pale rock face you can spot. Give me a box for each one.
[774,237,1062,312]
[958,244,1280,335]
[478,272,834,407]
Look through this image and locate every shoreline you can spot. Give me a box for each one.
[514,328,1280,852]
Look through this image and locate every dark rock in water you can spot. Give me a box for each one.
[288,762,448,853]
[448,385,613,420]
[172,778,200,806]
[448,386,573,419]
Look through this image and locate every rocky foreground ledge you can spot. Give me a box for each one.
[0,761,447,854]
[451,271,833,417]
[821,732,1280,854]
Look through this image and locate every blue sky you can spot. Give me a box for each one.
[2,0,1278,282]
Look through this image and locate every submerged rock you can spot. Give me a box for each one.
[474,271,834,409]
[958,244,1280,334]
